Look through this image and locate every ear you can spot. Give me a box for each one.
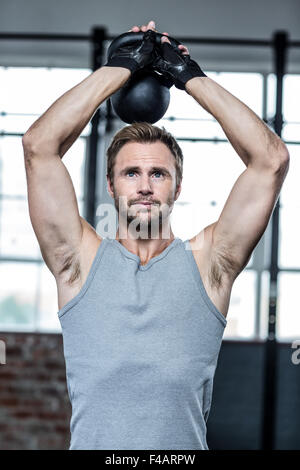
[106,174,114,198]
[174,183,181,201]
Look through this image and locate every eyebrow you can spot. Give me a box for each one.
[120,166,172,177]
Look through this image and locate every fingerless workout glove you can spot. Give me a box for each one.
[153,41,207,90]
[104,30,157,74]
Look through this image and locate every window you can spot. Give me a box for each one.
[0,67,296,341]
[277,74,300,340]
[277,272,300,340]
[0,66,91,332]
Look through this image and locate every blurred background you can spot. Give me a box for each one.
[0,0,299,450]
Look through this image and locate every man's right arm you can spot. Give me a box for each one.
[22,66,130,282]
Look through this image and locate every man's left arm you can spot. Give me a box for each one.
[185,76,290,279]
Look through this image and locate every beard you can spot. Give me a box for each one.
[113,192,175,240]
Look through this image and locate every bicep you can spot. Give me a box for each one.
[212,162,289,276]
[24,153,83,276]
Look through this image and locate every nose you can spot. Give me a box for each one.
[137,174,153,196]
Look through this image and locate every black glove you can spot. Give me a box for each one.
[104,30,157,75]
[153,41,207,90]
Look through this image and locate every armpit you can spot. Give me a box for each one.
[209,243,243,289]
[58,253,81,285]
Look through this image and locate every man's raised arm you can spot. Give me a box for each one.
[22,66,130,160]
[184,75,289,278]
[153,35,289,281]
[185,76,288,170]
[22,25,158,283]
[22,66,130,279]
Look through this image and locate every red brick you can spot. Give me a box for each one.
[0,332,71,450]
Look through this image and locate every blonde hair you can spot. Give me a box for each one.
[106,122,183,189]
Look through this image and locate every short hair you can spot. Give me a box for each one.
[106,122,183,189]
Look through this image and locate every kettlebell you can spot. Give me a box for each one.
[106,32,180,124]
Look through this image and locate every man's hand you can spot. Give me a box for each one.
[127,21,206,90]
[104,20,157,75]
[153,33,207,90]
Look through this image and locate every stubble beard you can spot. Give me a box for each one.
[114,192,175,240]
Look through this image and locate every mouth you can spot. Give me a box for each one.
[134,202,154,206]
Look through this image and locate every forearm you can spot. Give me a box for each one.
[23,66,130,157]
[185,76,289,168]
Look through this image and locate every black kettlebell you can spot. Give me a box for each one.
[106,32,180,124]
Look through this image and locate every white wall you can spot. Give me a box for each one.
[1,0,300,72]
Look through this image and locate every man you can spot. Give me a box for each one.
[22,20,289,450]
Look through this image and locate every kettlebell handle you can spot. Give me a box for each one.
[107,31,181,61]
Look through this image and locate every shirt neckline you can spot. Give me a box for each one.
[111,237,181,271]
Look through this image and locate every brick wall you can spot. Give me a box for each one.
[0,332,71,450]
[1,333,299,449]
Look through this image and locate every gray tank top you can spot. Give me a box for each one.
[58,236,227,450]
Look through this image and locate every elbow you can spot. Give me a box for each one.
[22,130,59,159]
[22,132,31,150]
[22,132,37,159]
[279,143,290,165]
[22,134,33,163]
[272,146,290,180]
[278,145,290,173]
[271,143,290,173]
[22,131,47,160]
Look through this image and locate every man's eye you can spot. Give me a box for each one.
[126,171,163,178]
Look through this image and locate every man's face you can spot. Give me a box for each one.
[107,141,181,238]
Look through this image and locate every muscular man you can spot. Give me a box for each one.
[22,20,289,450]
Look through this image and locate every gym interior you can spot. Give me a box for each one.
[0,0,300,450]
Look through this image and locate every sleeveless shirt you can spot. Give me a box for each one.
[57,236,227,450]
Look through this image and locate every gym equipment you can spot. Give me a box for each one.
[106,32,181,124]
